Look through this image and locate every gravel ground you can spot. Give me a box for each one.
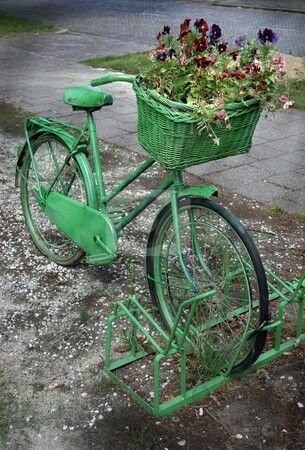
[0,128,305,449]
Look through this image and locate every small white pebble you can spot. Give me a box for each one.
[177,440,186,446]
[297,402,304,408]
[235,434,243,439]
[81,392,88,397]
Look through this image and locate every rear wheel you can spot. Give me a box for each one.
[146,197,268,376]
[20,134,93,265]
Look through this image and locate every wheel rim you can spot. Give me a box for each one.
[21,137,87,264]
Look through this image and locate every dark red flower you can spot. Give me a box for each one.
[179,30,191,42]
[245,61,262,74]
[231,70,246,79]
[221,69,246,79]
[182,18,191,28]
[194,56,214,68]
[229,49,240,61]
[194,18,209,34]
[256,80,267,92]
[218,42,227,53]
[193,36,208,52]
[156,43,165,52]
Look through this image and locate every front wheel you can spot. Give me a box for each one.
[20,134,94,265]
[146,197,268,377]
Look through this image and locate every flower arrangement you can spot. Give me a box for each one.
[140,18,292,144]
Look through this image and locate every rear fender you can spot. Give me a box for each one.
[16,118,86,187]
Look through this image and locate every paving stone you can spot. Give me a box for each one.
[250,158,302,177]
[265,138,304,153]
[279,150,305,168]
[281,188,305,206]
[188,160,230,176]
[291,132,305,144]
[236,180,290,203]
[250,143,287,160]
[268,172,305,191]
[205,165,266,190]
[218,153,257,167]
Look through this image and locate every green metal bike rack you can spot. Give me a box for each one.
[104,268,305,418]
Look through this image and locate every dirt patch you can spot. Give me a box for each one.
[0,101,35,136]
[285,54,305,79]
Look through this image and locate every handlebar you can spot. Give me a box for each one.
[90,74,135,87]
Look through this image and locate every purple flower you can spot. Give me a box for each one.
[235,35,246,47]
[210,24,221,40]
[168,48,176,58]
[162,25,170,35]
[157,51,167,61]
[258,28,279,44]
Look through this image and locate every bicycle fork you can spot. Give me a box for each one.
[170,172,215,294]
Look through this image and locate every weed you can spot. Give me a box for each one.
[78,308,91,326]
[298,211,305,221]
[271,203,284,215]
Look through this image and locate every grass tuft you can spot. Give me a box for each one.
[271,203,284,216]
[81,52,150,75]
[0,11,54,37]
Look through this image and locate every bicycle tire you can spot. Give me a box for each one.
[146,197,268,376]
[20,133,94,265]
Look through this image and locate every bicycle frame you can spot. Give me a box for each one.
[17,112,217,269]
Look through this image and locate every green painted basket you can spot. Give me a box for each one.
[133,80,261,170]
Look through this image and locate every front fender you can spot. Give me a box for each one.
[152,184,218,225]
[177,184,218,199]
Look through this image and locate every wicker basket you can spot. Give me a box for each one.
[133,80,261,170]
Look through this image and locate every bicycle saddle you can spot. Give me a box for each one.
[63,86,113,111]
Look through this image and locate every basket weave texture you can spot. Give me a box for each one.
[133,80,261,170]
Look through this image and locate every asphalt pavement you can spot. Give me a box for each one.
[0,0,304,213]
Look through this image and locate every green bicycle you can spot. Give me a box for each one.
[16,74,269,375]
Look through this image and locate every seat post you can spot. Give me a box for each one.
[86,111,106,210]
